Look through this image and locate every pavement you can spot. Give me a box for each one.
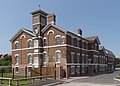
[6,70,120,86]
[57,70,120,86]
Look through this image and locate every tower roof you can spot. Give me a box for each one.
[31,9,49,16]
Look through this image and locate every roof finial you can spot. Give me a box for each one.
[39,4,41,10]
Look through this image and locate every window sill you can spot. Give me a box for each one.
[56,62,60,64]
[29,63,32,65]
[15,63,19,65]
[16,72,19,74]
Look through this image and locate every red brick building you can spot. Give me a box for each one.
[10,9,115,78]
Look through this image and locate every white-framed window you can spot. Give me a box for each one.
[15,41,19,49]
[95,43,97,50]
[43,52,47,63]
[77,40,79,47]
[34,40,38,47]
[71,66,75,74]
[56,50,61,63]
[76,66,80,74]
[15,67,19,73]
[82,54,84,63]
[43,37,47,46]
[71,52,75,63]
[28,39,32,48]
[56,36,61,45]
[15,54,19,64]
[77,53,80,63]
[62,36,65,44]
[47,30,54,35]
[28,54,32,64]
[28,67,32,72]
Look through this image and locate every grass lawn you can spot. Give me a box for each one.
[0,73,43,85]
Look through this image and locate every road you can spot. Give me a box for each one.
[57,70,120,86]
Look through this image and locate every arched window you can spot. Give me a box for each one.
[15,41,19,49]
[56,50,61,63]
[43,37,47,46]
[28,39,32,48]
[43,52,47,63]
[28,54,32,64]
[15,54,19,64]
[55,35,61,45]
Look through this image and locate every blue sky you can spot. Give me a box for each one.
[0,0,120,57]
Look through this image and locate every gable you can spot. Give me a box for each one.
[10,28,35,42]
[42,24,67,34]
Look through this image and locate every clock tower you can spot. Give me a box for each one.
[31,9,48,68]
[31,9,48,36]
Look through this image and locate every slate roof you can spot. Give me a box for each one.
[105,49,115,56]
[10,28,35,42]
[99,46,104,50]
[31,9,48,16]
[85,36,101,44]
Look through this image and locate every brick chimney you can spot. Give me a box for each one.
[47,14,56,24]
[77,28,82,36]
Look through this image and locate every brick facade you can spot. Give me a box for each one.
[10,9,115,78]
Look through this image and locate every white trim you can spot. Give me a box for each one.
[15,41,19,44]
[27,53,32,56]
[27,66,33,67]
[55,35,61,38]
[15,54,19,57]
[33,53,43,55]
[20,35,26,39]
[71,52,75,55]
[12,44,99,52]
[55,50,61,53]
[62,36,65,38]
[32,22,40,26]
[15,66,19,67]
[32,36,42,39]
[12,47,42,51]
[43,37,47,39]
[66,63,107,66]
[27,39,32,42]
[77,53,80,55]
[43,51,47,53]
[47,30,54,35]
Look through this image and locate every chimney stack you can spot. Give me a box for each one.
[47,14,56,25]
[77,28,82,36]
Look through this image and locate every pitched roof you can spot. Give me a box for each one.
[42,23,67,34]
[105,49,115,57]
[99,46,104,50]
[85,36,101,44]
[10,28,35,42]
[31,9,48,16]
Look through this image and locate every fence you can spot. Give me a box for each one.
[0,75,53,86]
